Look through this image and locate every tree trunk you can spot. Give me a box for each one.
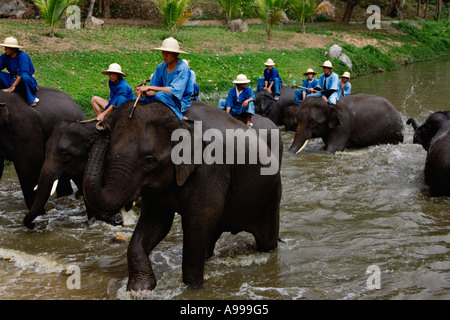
[423,0,429,19]
[416,0,420,17]
[87,0,96,19]
[435,0,442,20]
[341,0,361,25]
[103,0,111,19]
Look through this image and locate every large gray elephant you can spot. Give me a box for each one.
[407,111,450,196]
[23,121,123,229]
[0,88,86,213]
[288,94,404,153]
[254,87,296,126]
[83,100,282,291]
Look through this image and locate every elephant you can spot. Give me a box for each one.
[283,103,302,132]
[83,100,282,291]
[254,86,296,126]
[22,121,124,229]
[0,87,86,214]
[406,111,450,196]
[288,94,404,154]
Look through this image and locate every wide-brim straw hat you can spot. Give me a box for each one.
[264,58,276,66]
[153,37,188,54]
[319,60,334,69]
[303,68,317,75]
[102,63,127,77]
[342,71,351,78]
[233,74,251,84]
[0,37,23,49]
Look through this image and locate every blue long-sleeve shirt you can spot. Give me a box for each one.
[105,78,135,109]
[264,67,281,83]
[315,72,339,97]
[337,81,351,97]
[301,78,319,97]
[0,51,35,77]
[150,58,193,112]
[225,86,255,115]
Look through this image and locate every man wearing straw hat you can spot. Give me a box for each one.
[294,68,319,104]
[337,71,352,98]
[135,37,193,121]
[309,60,340,105]
[0,37,39,106]
[257,58,282,101]
[218,74,255,128]
[91,63,135,121]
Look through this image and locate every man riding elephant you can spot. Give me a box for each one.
[0,37,39,106]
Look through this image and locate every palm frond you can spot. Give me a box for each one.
[312,0,335,18]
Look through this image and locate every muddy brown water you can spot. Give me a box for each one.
[0,57,449,300]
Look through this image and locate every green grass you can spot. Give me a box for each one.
[1,19,448,116]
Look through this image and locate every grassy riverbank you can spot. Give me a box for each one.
[1,19,449,116]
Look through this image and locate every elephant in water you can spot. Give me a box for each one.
[0,87,86,215]
[23,121,123,229]
[407,111,450,196]
[83,100,282,291]
[288,94,404,154]
[254,87,296,127]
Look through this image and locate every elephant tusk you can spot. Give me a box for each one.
[34,185,38,191]
[50,179,59,196]
[296,140,309,154]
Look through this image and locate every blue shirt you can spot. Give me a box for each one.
[264,67,281,82]
[150,58,193,112]
[337,81,351,97]
[0,51,35,77]
[225,86,255,115]
[301,78,319,97]
[105,78,135,109]
[316,72,339,92]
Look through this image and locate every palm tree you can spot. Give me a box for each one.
[151,0,194,37]
[217,0,243,22]
[290,0,334,33]
[255,0,290,40]
[33,0,86,37]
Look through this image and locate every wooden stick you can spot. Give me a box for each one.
[78,118,97,123]
[298,86,322,93]
[129,79,149,118]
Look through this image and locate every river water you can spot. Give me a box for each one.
[0,57,449,300]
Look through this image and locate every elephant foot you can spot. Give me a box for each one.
[187,281,204,290]
[100,212,123,226]
[126,275,157,292]
[23,214,36,230]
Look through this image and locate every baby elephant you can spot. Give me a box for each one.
[407,111,450,196]
[23,121,123,229]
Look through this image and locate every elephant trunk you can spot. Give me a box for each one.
[288,123,311,154]
[23,162,60,229]
[406,118,420,130]
[83,122,130,225]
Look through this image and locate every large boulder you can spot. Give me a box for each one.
[0,0,27,18]
[227,19,248,32]
[84,16,104,29]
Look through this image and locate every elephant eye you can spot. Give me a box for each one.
[143,155,158,170]
[61,151,70,162]
[310,120,318,127]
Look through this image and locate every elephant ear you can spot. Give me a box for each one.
[173,119,199,187]
[328,105,342,129]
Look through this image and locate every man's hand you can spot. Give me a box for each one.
[2,86,15,93]
[322,96,328,102]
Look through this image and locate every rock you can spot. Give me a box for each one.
[84,16,104,29]
[190,7,203,19]
[0,0,26,18]
[112,232,128,243]
[409,22,423,30]
[280,12,289,25]
[339,53,353,69]
[227,19,248,33]
[329,44,342,59]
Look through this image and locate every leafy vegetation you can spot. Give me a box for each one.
[151,0,195,36]
[33,0,86,37]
